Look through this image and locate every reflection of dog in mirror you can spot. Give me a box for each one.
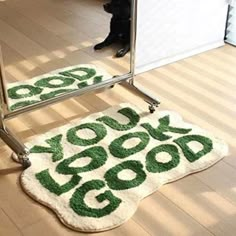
[94,0,131,57]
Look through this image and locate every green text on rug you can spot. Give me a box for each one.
[7,64,111,111]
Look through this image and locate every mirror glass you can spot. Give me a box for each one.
[0,0,132,112]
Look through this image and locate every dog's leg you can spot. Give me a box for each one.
[116,43,130,57]
[94,34,116,50]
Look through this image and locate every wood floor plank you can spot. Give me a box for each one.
[21,216,150,236]
[176,60,236,102]
[4,0,75,36]
[159,176,236,236]
[135,73,236,141]
[164,64,236,111]
[0,5,74,53]
[195,161,236,205]
[148,69,236,131]
[0,170,49,229]
[133,192,213,236]
[186,57,236,86]
[0,208,21,236]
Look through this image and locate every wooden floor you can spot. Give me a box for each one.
[1,0,236,235]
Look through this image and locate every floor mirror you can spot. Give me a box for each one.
[0,0,159,168]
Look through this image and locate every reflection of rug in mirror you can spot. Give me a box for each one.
[20,104,228,232]
[7,64,112,111]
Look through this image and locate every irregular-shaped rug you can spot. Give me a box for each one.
[20,104,228,232]
[7,64,112,111]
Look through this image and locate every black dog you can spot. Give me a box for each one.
[94,0,131,57]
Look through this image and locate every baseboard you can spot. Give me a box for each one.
[134,41,225,75]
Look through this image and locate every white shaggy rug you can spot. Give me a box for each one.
[7,64,112,111]
[20,104,229,232]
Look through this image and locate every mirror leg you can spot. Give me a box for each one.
[0,122,31,169]
[0,46,31,169]
[124,80,161,113]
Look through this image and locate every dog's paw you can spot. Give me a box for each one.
[94,43,104,50]
[116,48,127,58]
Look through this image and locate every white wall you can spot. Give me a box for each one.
[135,0,229,74]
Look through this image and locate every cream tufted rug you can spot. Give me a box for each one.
[7,64,112,111]
[20,104,228,232]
